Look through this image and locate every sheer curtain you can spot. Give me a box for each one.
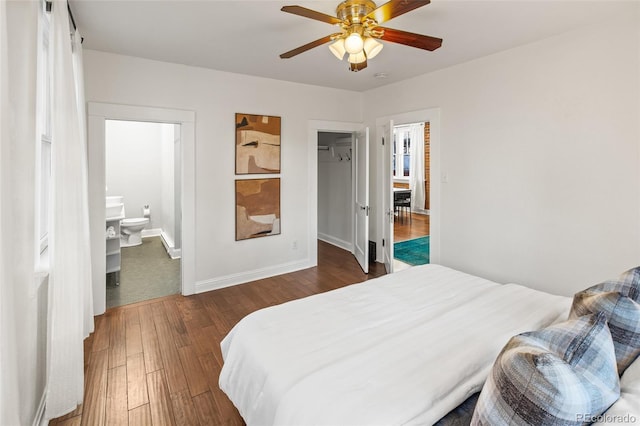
[72,27,94,340]
[46,0,94,419]
[0,0,20,423]
[409,123,425,212]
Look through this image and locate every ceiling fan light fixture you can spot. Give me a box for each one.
[279,0,441,73]
[349,59,368,72]
[344,32,364,54]
[363,37,383,59]
[329,39,346,60]
[348,51,367,65]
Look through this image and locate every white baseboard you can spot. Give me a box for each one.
[160,231,181,259]
[169,248,182,259]
[141,228,162,238]
[195,259,313,294]
[318,233,353,253]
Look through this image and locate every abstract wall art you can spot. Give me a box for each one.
[235,113,281,174]
[235,178,281,241]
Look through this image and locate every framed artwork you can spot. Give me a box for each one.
[235,113,281,174]
[235,178,281,241]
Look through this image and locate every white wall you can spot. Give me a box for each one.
[318,132,353,251]
[83,50,363,290]
[105,120,168,229]
[85,9,639,298]
[173,124,182,249]
[160,123,176,247]
[364,11,640,296]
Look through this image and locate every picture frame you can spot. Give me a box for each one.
[235,178,281,241]
[235,113,281,174]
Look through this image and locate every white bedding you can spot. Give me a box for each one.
[219,264,571,426]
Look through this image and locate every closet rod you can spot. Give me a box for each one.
[45,0,78,32]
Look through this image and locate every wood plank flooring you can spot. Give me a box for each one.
[50,241,385,426]
[394,212,430,242]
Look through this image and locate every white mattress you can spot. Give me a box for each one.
[219,264,571,426]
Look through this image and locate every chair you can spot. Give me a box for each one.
[394,190,412,224]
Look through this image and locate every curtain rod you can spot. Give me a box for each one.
[45,1,78,32]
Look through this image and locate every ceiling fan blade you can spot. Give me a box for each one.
[366,0,430,25]
[378,27,442,51]
[280,34,340,59]
[281,5,342,25]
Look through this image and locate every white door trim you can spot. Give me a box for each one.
[308,120,365,267]
[375,108,441,266]
[380,120,394,273]
[88,102,196,315]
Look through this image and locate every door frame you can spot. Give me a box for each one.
[88,102,196,315]
[308,120,366,267]
[381,120,394,273]
[376,108,441,266]
[316,131,355,253]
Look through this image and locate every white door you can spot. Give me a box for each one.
[382,120,394,273]
[353,127,370,273]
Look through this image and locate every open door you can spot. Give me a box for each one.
[353,127,370,273]
[382,120,394,273]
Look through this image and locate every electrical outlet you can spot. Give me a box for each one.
[292,240,298,250]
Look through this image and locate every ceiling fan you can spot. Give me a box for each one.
[279,0,442,72]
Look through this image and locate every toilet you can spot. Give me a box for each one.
[120,217,149,247]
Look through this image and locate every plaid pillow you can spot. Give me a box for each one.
[570,266,640,375]
[471,313,620,426]
[579,267,640,297]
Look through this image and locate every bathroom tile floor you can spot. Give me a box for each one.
[106,236,180,309]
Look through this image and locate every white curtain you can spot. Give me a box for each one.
[0,0,21,424]
[72,28,94,340]
[409,123,425,212]
[46,0,94,419]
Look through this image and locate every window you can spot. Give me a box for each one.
[392,126,412,179]
[36,1,51,258]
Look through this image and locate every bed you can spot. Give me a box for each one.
[219,264,572,425]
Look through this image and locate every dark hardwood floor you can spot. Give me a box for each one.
[394,212,430,242]
[50,241,386,426]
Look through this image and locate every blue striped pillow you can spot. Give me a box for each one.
[471,313,620,426]
[570,266,640,375]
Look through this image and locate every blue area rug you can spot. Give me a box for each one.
[394,236,430,266]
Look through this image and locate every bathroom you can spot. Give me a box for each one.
[105,119,182,308]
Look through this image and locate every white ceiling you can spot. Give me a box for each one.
[69,0,635,92]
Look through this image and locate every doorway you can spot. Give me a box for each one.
[308,120,370,274]
[88,102,195,316]
[392,122,430,271]
[317,131,354,252]
[377,107,441,274]
[104,120,182,308]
